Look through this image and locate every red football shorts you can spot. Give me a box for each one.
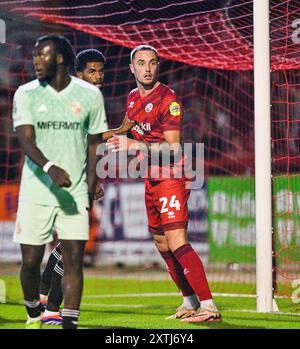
[145,179,191,234]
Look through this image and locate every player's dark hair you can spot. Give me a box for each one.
[75,49,106,72]
[130,44,158,63]
[35,35,76,69]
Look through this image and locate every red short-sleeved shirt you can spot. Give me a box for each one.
[126,83,184,180]
[127,83,182,142]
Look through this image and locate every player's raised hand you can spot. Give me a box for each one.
[106,135,137,152]
[102,130,116,141]
[48,165,72,188]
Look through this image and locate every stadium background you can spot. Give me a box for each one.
[0,0,300,302]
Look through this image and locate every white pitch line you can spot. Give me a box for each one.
[84,292,256,299]
[83,292,300,317]
[213,293,293,300]
[213,293,256,298]
[225,309,300,317]
[84,292,294,300]
[83,292,180,298]
[81,303,300,317]
[81,303,150,308]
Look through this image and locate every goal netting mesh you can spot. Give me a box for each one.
[0,0,300,299]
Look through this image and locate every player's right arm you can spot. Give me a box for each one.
[102,113,134,141]
[13,88,71,188]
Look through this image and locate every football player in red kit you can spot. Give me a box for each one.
[106,45,221,322]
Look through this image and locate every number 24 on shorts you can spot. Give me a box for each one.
[159,195,181,213]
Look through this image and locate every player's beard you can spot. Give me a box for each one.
[139,76,158,90]
[38,60,58,83]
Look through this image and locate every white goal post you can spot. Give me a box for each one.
[254,0,276,313]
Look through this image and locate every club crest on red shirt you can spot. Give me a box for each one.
[145,103,153,113]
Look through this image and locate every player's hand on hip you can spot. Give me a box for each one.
[48,165,72,188]
[94,183,104,200]
[88,184,104,211]
[106,135,137,152]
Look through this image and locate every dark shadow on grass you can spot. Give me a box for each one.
[0,316,24,325]
[228,314,300,324]
[0,302,26,327]
[2,301,23,306]
[80,308,268,329]
[82,307,165,317]
[184,320,265,330]
[79,321,265,330]
[79,325,138,329]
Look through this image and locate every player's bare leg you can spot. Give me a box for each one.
[164,228,221,322]
[20,244,45,328]
[153,233,200,319]
[59,239,86,329]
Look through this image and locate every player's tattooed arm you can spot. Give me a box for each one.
[87,133,104,210]
[102,114,134,141]
[16,125,71,187]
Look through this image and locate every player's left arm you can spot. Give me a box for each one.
[87,134,104,207]
[87,90,108,209]
[106,130,181,160]
[155,130,181,156]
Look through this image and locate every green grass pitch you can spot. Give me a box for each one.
[1,275,300,329]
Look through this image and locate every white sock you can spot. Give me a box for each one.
[183,294,200,310]
[43,310,60,317]
[26,315,41,324]
[200,299,218,311]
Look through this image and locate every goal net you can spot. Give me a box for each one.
[0,0,300,300]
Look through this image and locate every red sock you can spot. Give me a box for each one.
[159,250,195,296]
[173,244,212,301]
